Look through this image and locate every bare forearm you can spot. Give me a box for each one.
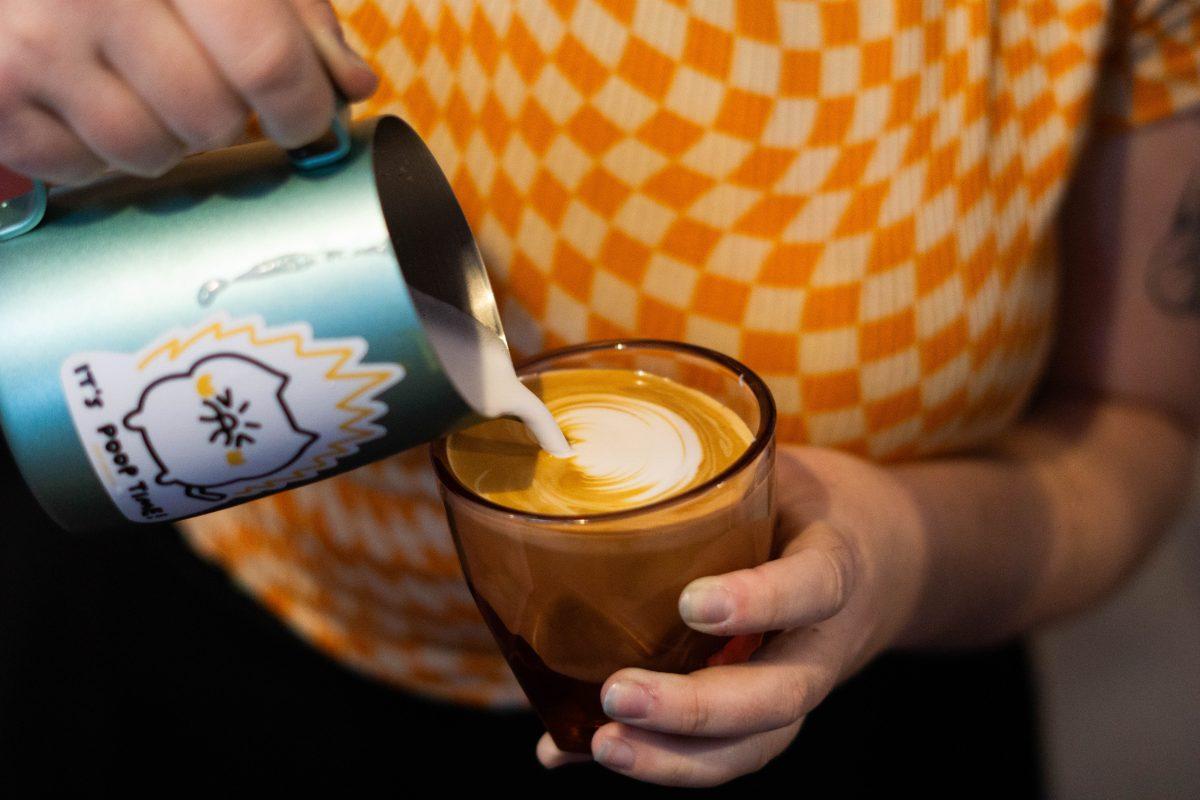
[893,393,1196,648]
[889,108,1200,649]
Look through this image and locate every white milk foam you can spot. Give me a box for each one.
[411,289,572,456]
[415,289,707,505]
[550,393,703,507]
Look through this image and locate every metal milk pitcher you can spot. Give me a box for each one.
[0,115,505,532]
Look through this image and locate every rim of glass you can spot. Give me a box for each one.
[429,339,776,525]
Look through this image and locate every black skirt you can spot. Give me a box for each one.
[0,444,1043,796]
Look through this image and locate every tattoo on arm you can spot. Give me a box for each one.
[1148,169,1200,315]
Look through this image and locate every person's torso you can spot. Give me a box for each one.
[181,0,1113,704]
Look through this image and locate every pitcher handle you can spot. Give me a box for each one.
[0,174,47,243]
[0,103,352,244]
[287,100,353,171]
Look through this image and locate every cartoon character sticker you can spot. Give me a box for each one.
[61,314,405,523]
[124,353,319,502]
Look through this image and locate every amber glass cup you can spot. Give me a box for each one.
[430,341,776,753]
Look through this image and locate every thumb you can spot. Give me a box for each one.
[677,522,859,636]
[0,167,34,203]
[289,0,379,102]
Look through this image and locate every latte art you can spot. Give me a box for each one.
[446,368,754,516]
[552,395,702,508]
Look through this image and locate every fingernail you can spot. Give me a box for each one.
[594,738,635,770]
[679,579,733,625]
[602,681,649,720]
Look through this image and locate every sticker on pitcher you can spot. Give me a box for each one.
[60,313,405,523]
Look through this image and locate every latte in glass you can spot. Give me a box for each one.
[432,342,776,753]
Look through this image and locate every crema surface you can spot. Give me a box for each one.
[446,368,753,516]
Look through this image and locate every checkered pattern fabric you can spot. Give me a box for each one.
[180,0,1200,706]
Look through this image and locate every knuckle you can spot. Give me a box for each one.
[780,669,812,723]
[816,528,859,614]
[680,682,710,735]
[762,567,790,626]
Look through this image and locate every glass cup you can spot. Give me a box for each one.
[430,340,777,753]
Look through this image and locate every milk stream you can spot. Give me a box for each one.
[411,290,572,456]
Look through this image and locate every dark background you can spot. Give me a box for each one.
[0,439,1042,796]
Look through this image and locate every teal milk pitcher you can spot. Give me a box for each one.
[0,115,506,533]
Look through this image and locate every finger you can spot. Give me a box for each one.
[171,0,335,148]
[0,102,106,185]
[99,1,246,151]
[678,521,858,635]
[287,0,378,101]
[41,66,186,178]
[599,631,842,737]
[591,721,800,788]
[536,733,592,769]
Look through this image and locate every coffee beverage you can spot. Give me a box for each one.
[446,368,753,515]
[433,343,776,754]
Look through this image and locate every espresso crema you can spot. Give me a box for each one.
[445,368,753,515]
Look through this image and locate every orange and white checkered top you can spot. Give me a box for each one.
[180,1,1200,707]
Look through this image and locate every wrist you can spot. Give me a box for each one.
[855,465,930,658]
